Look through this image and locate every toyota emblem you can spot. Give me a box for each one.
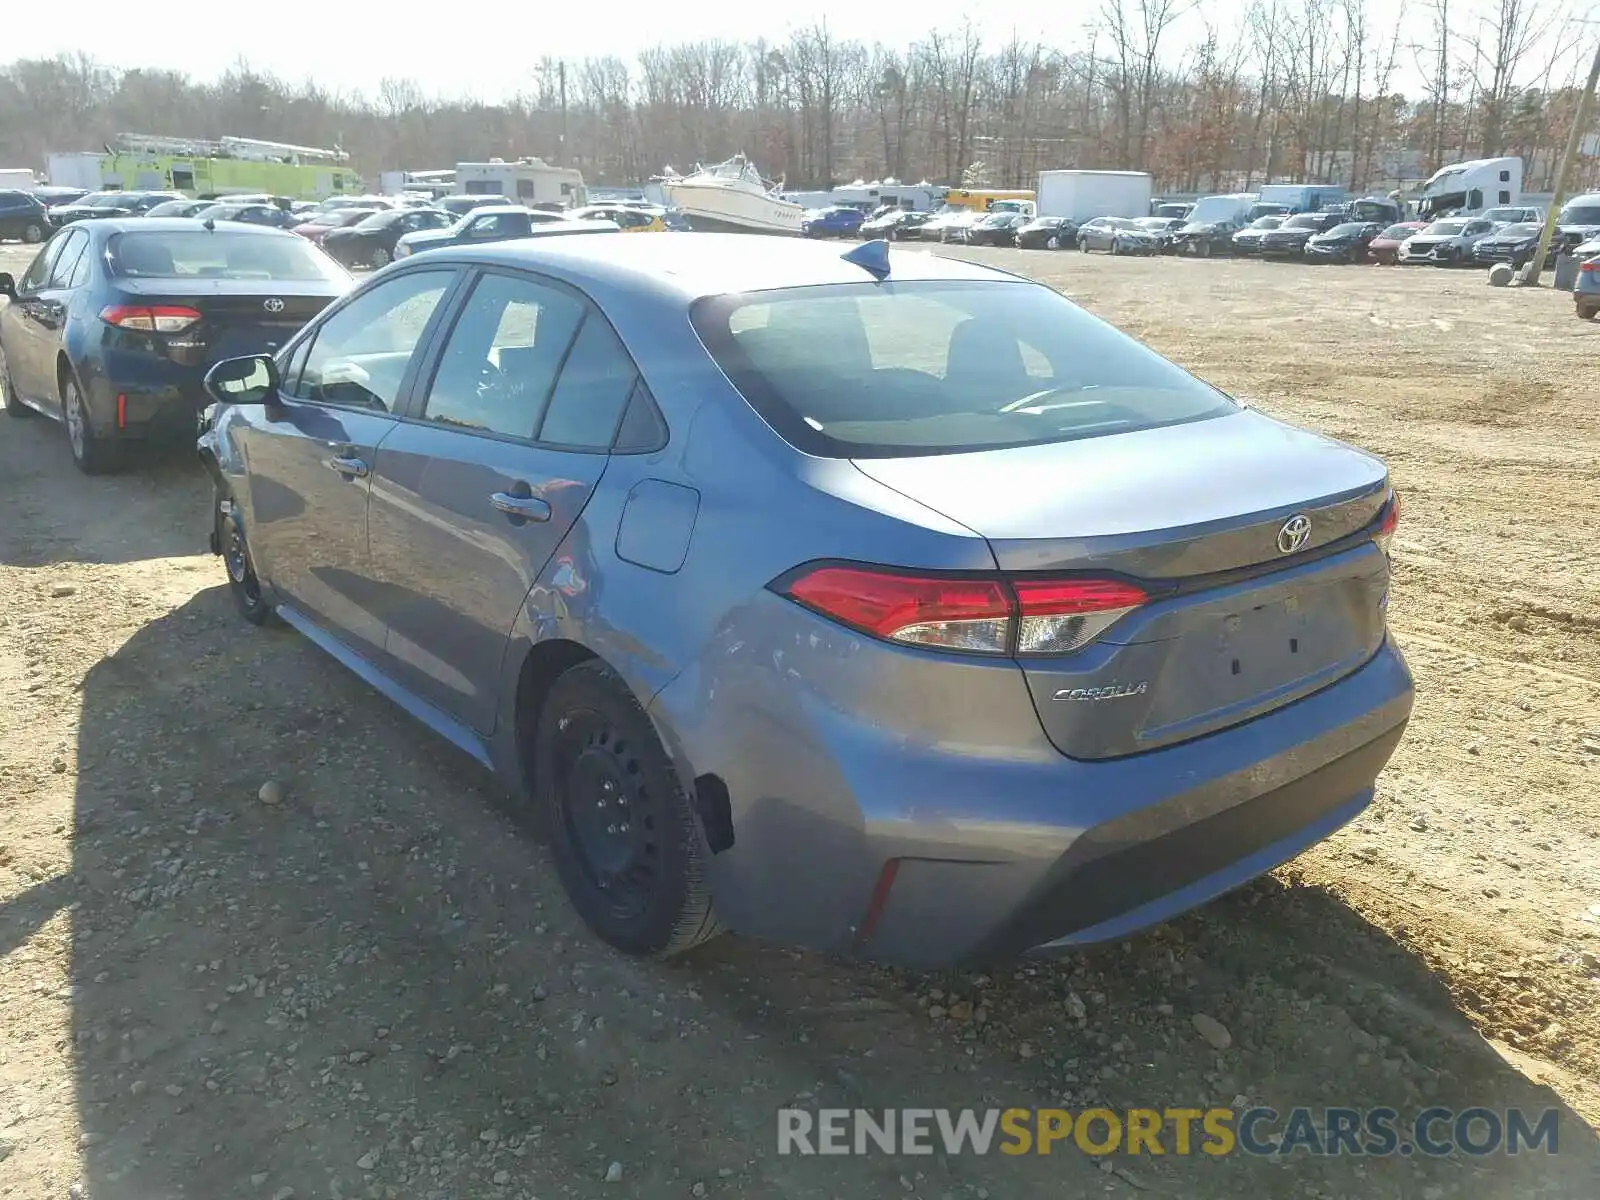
[263,298,285,313]
[1276,514,1312,554]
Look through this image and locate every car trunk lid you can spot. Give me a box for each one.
[106,279,338,365]
[851,409,1393,760]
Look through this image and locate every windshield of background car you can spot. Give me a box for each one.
[1378,223,1416,239]
[1558,203,1600,225]
[354,211,401,231]
[1282,214,1321,230]
[1496,223,1542,238]
[1427,220,1468,235]
[1247,217,1283,230]
[81,193,130,208]
[1324,223,1369,237]
[690,280,1238,459]
[107,231,351,283]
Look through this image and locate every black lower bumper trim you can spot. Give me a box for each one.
[969,722,1407,961]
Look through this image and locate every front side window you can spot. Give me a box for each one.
[419,272,585,439]
[692,281,1237,459]
[288,269,455,410]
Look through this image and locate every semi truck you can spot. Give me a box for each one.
[1415,157,1522,218]
[1036,170,1153,222]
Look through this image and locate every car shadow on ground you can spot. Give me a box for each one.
[0,418,210,568]
[64,587,1598,1200]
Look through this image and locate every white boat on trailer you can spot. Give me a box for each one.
[658,154,804,236]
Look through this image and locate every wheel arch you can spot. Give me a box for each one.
[495,634,732,856]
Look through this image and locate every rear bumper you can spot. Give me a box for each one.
[652,601,1414,969]
[84,372,209,442]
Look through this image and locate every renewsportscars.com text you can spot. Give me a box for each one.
[777,1106,1561,1158]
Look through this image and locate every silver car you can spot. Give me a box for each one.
[198,235,1413,968]
[1397,217,1496,264]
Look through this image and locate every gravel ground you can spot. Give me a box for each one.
[0,240,1597,1200]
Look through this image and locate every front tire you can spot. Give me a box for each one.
[62,373,119,475]
[217,492,277,625]
[1045,234,1060,250]
[369,246,392,268]
[0,344,35,417]
[535,660,722,958]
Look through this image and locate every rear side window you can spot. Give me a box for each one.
[691,280,1237,459]
[536,314,638,448]
[420,272,585,439]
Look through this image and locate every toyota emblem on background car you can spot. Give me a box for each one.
[1276,514,1312,554]
[263,298,285,313]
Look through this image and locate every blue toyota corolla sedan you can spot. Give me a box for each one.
[197,234,1413,968]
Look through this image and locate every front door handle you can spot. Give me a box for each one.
[327,454,369,479]
[490,491,552,522]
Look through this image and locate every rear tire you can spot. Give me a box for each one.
[369,246,392,268]
[1045,234,1060,250]
[534,660,722,958]
[1579,304,1599,321]
[21,221,46,245]
[0,344,35,417]
[61,373,119,475]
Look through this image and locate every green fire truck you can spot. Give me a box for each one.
[47,133,363,200]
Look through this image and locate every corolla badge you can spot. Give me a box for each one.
[1276,513,1312,554]
[1052,682,1149,702]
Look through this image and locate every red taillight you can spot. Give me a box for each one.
[779,565,1147,656]
[1581,261,1597,273]
[1375,490,1401,554]
[99,305,202,333]
[784,566,1012,653]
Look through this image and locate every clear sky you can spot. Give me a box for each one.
[6,1,1592,102]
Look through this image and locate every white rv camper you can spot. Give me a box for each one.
[455,158,586,209]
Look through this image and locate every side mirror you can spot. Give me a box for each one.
[0,273,14,300]
[205,354,280,407]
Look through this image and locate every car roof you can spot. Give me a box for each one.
[88,217,303,238]
[416,232,1017,302]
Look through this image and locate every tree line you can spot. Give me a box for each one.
[2,0,1597,195]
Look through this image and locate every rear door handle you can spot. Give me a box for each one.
[490,492,551,522]
[327,455,369,479]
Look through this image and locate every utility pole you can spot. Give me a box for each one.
[1523,37,1600,285]
[559,61,569,167]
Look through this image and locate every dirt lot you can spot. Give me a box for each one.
[1,240,1597,1200]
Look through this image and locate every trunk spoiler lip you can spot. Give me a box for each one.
[769,487,1395,605]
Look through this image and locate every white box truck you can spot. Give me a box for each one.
[1036,170,1152,222]
[0,168,40,189]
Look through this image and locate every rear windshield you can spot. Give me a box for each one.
[691,281,1237,459]
[107,231,349,282]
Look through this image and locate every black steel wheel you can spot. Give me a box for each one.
[217,492,276,625]
[536,660,721,957]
